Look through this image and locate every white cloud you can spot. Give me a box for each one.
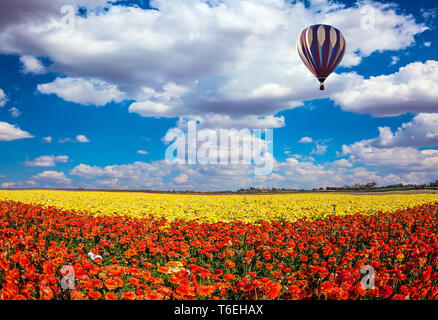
[332,61,438,117]
[32,170,72,186]
[311,143,328,155]
[173,173,189,184]
[69,164,106,178]
[0,0,428,121]
[19,55,45,74]
[0,121,33,141]
[342,140,438,177]
[298,136,313,144]
[59,137,72,143]
[332,158,353,167]
[1,182,16,188]
[37,77,125,106]
[390,56,399,66]
[8,107,21,118]
[371,113,438,148]
[276,157,402,189]
[137,150,148,155]
[76,134,90,143]
[129,100,174,118]
[0,89,6,107]
[0,180,38,188]
[424,42,431,47]
[42,136,52,143]
[64,153,414,191]
[421,7,438,24]
[176,114,285,130]
[24,155,68,167]
[70,161,168,189]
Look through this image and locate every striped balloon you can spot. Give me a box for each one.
[297,24,346,90]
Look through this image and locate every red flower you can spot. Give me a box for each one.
[224,274,236,281]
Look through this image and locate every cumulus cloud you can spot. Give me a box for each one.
[24,155,68,167]
[173,173,189,184]
[0,180,38,189]
[137,150,148,155]
[76,134,90,143]
[0,89,6,107]
[0,0,429,123]
[371,113,438,148]
[1,182,16,188]
[59,137,72,143]
[298,136,313,144]
[42,136,52,143]
[389,56,399,66]
[19,55,45,74]
[342,140,438,180]
[37,77,125,106]
[70,161,168,189]
[332,61,438,117]
[276,157,402,189]
[8,107,21,118]
[64,151,426,191]
[58,134,90,143]
[332,158,353,167]
[31,170,72,186]
[311,143,328,155]
[176,114,285,130]
[0,121,33,141]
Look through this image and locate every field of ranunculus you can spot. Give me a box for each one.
[1,190,438,222]
[1,190,438,300]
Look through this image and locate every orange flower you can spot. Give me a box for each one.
[144,290,164,300]
[39,287,54,300]
[225,260,236,268]
[197,285,216,297]
[180,243,190,252]
[88,290,102,299]
[114,276,124,287]
[158,266,169,274]
[70,290,88,300]
[129,277,141,287]
[42,261,55,276]
[265,281,282,299]
[122,292,137,300]
[104,278,118,290]
[224,274,236,281]
[105,292,118,300]
[92,279,103,289]
[19,256,30,268]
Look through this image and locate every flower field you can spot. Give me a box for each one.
[1,191,438,300]
[1,190,438,222]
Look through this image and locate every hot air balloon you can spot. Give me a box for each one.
[297,24,346,90]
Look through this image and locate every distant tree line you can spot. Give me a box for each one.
[68,180,438,194]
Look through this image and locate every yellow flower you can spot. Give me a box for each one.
[396,253,405,262]
[0,190,437,223]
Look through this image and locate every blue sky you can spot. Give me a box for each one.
[0,0,437,191]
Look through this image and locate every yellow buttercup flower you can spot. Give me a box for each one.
[396,253,405,262]
[0,190,437,223]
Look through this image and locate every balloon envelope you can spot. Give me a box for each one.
[297,24,346,90]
